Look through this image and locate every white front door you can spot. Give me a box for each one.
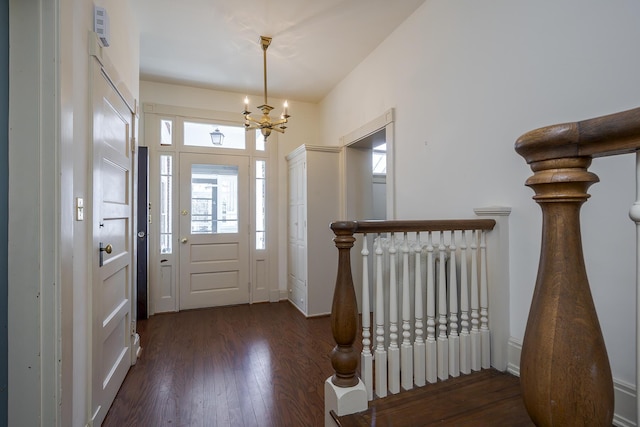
[179,152,250,309]
[91,65,134,425]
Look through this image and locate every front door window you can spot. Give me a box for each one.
[190,163,239,234]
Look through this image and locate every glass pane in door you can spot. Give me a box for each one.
[190,163,239,234]
[255,160,266,249]
[160,154,173,253]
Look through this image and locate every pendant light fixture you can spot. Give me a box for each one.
[242,36,290,142]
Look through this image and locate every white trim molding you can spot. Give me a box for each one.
[9,0,61,425]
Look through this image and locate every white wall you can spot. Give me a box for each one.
[319,0,640,393]
[138,81,321,297]
[372,177,386,220]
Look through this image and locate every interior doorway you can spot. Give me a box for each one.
[341,108,395,311]
[345,128,387,222]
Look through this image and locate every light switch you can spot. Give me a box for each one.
[76,197,84,221]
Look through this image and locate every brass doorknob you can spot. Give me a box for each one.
[100,243,113,254]
[181,238,188,244]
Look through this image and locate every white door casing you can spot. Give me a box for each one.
[179,152,250,309]
[90,61,135,426]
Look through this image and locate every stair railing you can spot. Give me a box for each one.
[515,106,640,426]
[327,217,501,402]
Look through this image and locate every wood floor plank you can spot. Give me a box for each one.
[103,302,533,427]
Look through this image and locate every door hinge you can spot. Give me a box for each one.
[130,321,136,336]
[132,136,137,152]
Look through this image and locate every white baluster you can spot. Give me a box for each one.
[437,231,449,381]
[459,230,471,375]
[388,233,400,394]
[401,232,413,390]
[480,230,491,369]
[425,231,437,383]
[413,232,426,387]
[470,230,481,371]
[631,151,640,422]
[630,151,640,422]
[448,230,460,378]
[374,234,387,397]
[361,234,373,401]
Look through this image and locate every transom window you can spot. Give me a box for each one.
[184,121,246,149]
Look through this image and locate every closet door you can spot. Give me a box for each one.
[288,154,307,313]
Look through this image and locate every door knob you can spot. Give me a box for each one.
[181,237,188,244]
[99,242,112,267]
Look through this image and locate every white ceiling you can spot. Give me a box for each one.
[131,0,425,103]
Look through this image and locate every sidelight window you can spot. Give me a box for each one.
[160,154,173,253]
[256,160,266,249]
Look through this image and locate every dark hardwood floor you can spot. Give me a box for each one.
[103,301,533,427]
[335,369,534,427]
[103,302,334,427]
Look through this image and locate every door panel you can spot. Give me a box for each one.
[179,153,249,309]
[91,66,133,426]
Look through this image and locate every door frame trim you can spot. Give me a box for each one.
[8,1,60,424]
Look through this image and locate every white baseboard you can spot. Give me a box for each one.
[613,379,637,427]
[507,337,636,426]
[133,332,141,363]
[269,289,289,302]
[507,337,521,376]
[269,289,281,302]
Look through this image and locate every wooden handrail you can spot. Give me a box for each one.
[515,106,640,426]
[331,219,496,235]
[516,106,640,162]
[328,218,495,389]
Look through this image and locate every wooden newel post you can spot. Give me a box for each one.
[518,156,614,425]
[515,107,640,426]
[330,221,359,388]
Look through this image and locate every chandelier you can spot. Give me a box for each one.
[242,36,290,142]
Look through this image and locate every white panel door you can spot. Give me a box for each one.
[179,153,250,309]
[287,155,307,312]
[91,67,134,425]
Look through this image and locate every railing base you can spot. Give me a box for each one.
[324,377,367,427]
